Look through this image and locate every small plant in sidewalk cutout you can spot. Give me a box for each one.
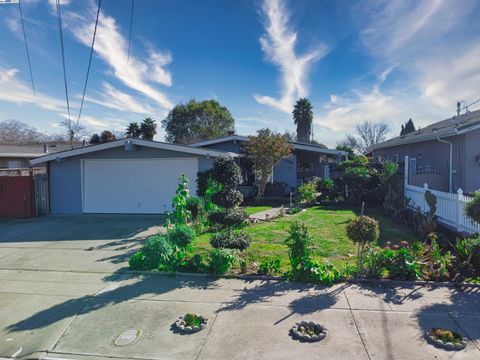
[425,328,467,351]
[290,320,327,342]
[174,313,208,334]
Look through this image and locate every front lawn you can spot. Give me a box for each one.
[193,205,420,272]
[242,205,273,216]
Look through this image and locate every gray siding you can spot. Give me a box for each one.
[463,129,480,192]
[273,155,297,194]
[49,145,214,214]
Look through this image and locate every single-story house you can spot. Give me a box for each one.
[189,134,346,197]
[30,135,345,215]
[0,143,82,169]
[30,138,237,214]
[370,109,480,193]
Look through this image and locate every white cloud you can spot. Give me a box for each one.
[254,0,327,113]
[66,3,173,110]
[0,67,65,112]
[83,82,155,115]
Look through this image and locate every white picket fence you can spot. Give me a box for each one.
[403,156,480,234]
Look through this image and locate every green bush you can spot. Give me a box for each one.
[466,191,480,224]
[284,221,312,272]
[171,175,191,225]
[196,169,213,196]
[186,197,203,223]
[142,234,175,269]
[128,251,145,270]
[317,178,335,199]
[258,257,281,275]
[209,248,236,274]
[210,230,252,251]
[208,208,248,228]
[346,216,379,245]
[167,225,195,249]
[298,181,317,203]
[211,156,243,189]
[212,187,243,209]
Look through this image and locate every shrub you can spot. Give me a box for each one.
[284,221,312,272]
[128,251,145,270]
[209,248,236,274]
[142,234,175,269]
[258,257,281,275]
[211,156,243,189]
[167,225,195,249]
[298,181,317,203]
[196,169,213,196]
[186,197,203,223]
[210,230,252,251]
[317,178,335,200]
[466,191,480,224]
[208,208,248,228]
[346,216,379,245]
[171,175,191,225]
[212,187,243,209]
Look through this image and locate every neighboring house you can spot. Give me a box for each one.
[30,138,237,214]
[0,143,82,169]
[370,109,480,193]
[189,135,346,196]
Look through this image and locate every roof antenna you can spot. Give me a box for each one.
[457,101,461,117]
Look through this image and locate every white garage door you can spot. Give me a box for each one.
[82,158,198,214]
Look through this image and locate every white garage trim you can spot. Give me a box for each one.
[81,158,198,214]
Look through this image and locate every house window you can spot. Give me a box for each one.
[8,160,21,168]
[298,162,313,173]
[376,156,382,163]
[393,154,399,163]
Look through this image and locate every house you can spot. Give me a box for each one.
[370,109,480,193]
[189,134,346,196]
[30,136,344,215]
[30,138,237,214]
[0,143,82,169]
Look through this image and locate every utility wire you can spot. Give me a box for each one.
[76,0,102,125]
[56,0,72,125]
[18,0,35,95]
[127,0,135,64]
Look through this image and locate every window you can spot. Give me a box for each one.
[409,158,417,176]
[393,154,399,163]
[8,160,21,169]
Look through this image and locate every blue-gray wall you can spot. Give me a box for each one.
[49,145,214,214]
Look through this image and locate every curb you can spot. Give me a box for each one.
[122,269,480,288]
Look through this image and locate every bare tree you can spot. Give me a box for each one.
[0,119,64,144]
[60,119,89,143]
[338,120,390,154]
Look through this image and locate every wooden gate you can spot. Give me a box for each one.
[0,168,49,218]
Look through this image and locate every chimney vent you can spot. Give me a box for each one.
[43,144,48,153]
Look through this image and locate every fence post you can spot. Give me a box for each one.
[423,183,429,213]
[456,188,463,232]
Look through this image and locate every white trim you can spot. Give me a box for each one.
[189,135,346,156]
[30,138,237,165]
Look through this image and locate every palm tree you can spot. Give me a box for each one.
[126,122,141,138]
[292,98,313,143]
[140,118,157,140]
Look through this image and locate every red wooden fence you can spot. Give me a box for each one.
[0,175,35,218]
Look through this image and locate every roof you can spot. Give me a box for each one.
[30,138,239,165]
[371,109,480,151]
[0,143,82,159]
[188,135,346,156]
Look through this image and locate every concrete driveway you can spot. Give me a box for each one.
[0,215,479,360]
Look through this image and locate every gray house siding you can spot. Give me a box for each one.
[49,145,214,214]
[463,129,480,193]
[372,134,474,192]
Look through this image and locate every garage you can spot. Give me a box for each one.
[82,158,198,214]
[30,138,236,214]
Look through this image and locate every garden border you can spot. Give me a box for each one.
[125,270,480,288]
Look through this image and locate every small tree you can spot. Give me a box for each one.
[171,175,191,225]
[89,133,101,144]
[244,128,292,201]
[293,98,313,143]
[346,215,379,276]
[100,130,117,143]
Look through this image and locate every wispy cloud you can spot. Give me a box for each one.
[0,66,65,112]
[66,2,173,110]
[254,0,327,113]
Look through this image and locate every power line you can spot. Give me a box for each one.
[76,0,102,126]
[55,0,72,125]
[461,98,480,111]
[18,0,35,95]
[127,0,135,64]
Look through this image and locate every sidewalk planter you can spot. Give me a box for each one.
[425,328,467,351]
[174,314,208,334]
[290,321,327,342]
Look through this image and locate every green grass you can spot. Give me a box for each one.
[242,205,274,216]
[194,205,420,273]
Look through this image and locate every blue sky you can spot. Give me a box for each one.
[1,0,479,147]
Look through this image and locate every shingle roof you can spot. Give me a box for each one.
[0,142,83,158]
[371,109,480,151]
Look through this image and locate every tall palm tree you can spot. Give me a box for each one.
[292,98,313,143]
[140,117,157,141]
[126,122,141,138]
